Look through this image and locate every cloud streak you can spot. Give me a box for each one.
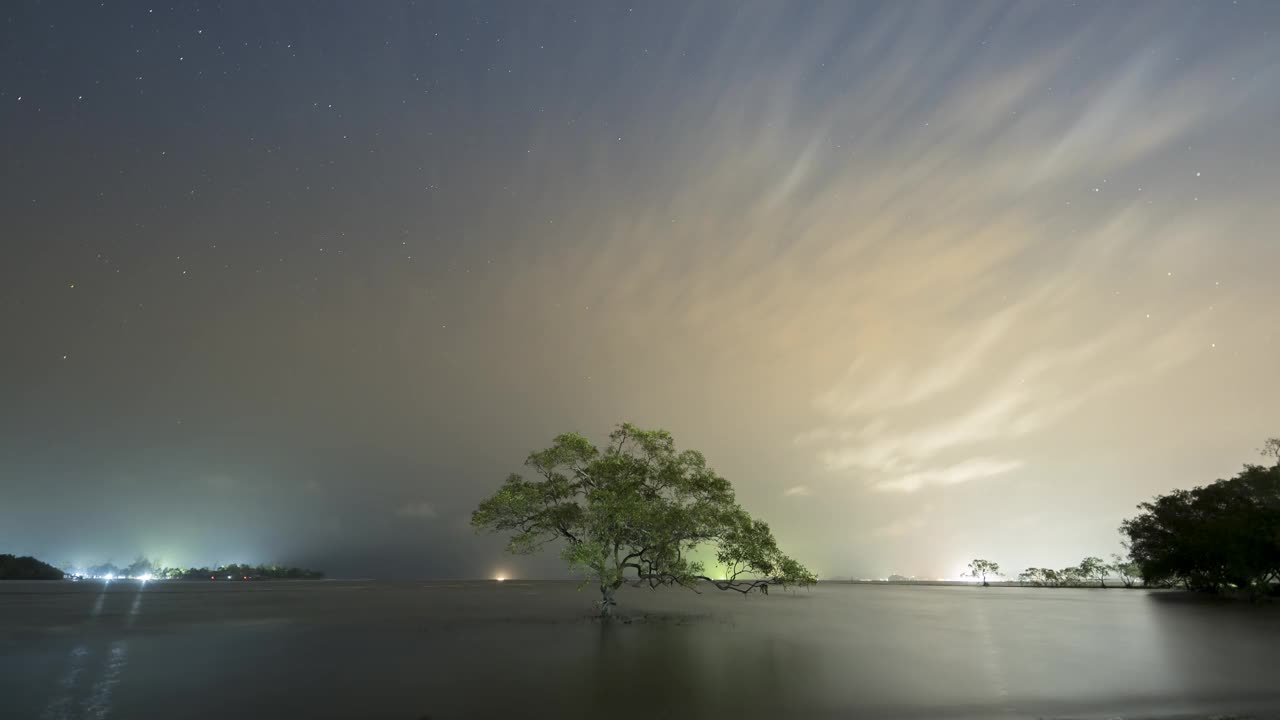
[494,3,1267,499]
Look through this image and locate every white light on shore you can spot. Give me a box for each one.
[495,576,506,582]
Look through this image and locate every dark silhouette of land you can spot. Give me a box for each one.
[0,554,64,580]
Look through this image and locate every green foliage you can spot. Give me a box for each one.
[472,423,815,614]
[1059,566,1086,586]
[964,559,1000,586]
[1121,461,1280,595]
[0,554,65,580]
[1019,568,1048,586]
[1076,556,1108,587]
[1109,553,1141,588]
[1020,567,1082,588]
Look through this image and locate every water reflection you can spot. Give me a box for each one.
[3,581,1279,719]
[33,582,141,720]
[967,593,1012,709]
[81,640,128,720]
[583,618,801,718]
[1145,592,1280,713]
[39,644,88,720]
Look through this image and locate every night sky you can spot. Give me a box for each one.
[3,1,1278,580]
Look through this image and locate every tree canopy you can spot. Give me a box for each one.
[1077,556,1108,588]
[1121,462,1279,595]
[1019,567,1066,587]
[1109,553,1141,588]
[965,559,1000,586]
[1260,438,1280,468]
[472,423,815,615]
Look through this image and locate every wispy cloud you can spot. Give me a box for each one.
[489,3,1269,504]
[874,459,1025,493]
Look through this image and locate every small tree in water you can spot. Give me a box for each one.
[471,423,816,617]
[1109,553,1140,588]
[1077,556,1109,588]
[965,559,1000,587]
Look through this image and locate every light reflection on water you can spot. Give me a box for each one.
[37,580,143,720]
[39,644,88,720]
[3,581,1279,719]
[80,640,128,720]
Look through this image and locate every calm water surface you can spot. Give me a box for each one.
[2,580,1278,719]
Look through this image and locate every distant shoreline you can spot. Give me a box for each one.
[826,579,1143,588]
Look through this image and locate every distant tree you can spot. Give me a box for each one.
[1109,553,1141,588]
[1059,566,1086,587]
[472,423,815,617]
[1121,459,1279,596]
[87,562,120,579]
[1261,438,1280,468]
[125,556,155,578]
[964,559,1001,587]
[1021,567,1081,588]
[1077,556,1108,588]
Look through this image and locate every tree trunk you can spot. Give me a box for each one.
[599,585,616,618]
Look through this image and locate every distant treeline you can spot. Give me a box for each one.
[958,557,1136,588]
[156,564,325,580]
[974,438,1280,598]
[0,554,65,580]
[1018,556,1137,588]
[77,557,324,580]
